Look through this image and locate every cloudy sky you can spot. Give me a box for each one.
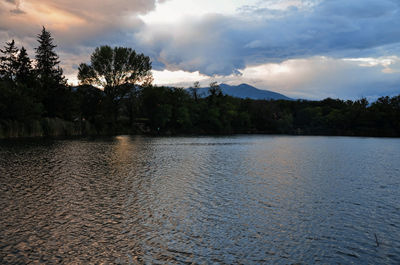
[1,0,400,99]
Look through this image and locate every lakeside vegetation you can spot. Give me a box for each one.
[0,28,399,138]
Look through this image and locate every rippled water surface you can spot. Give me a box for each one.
[1,136,400,264]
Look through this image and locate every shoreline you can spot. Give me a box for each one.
[1,131,399,141]
[1,118,399,140]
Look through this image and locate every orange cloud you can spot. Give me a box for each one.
[0,0,159,43]
[0,0,164,86]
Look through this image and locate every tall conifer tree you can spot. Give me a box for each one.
[35,27,65,86]
[34,27,69,117]
[15,47,32,85]
[0,39,18,81]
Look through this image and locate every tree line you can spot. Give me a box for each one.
[0,28,399,138]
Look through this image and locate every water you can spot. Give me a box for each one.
[0,135,399,264]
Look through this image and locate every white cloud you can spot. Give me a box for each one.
[152,69,209,86]
[153,56,400,100]
[140,0,253,24]
[343,56,400,73]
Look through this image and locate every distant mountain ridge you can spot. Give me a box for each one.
[195,83,292,100]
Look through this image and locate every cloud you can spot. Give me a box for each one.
[0,0,162,48]
[239,56,400,100]
[154,56,400,100]
[0,0,166,79]
[0,0,399,99]
[152,70,209,87]
[2,0,24,14]
[136,0,400,76]
[10,8,24,14]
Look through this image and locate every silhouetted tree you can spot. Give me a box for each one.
[189,81,200,102]
[35,27,65,86]
[76,85,104,124]
[78,45,152,91]
[15,47,32,85]
[0,39,18,81]
[78,45,152,124]
[34,27,74,119]
[208,81,222,97]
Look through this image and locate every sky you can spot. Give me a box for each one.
[1,0,400,100]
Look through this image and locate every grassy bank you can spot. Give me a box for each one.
[0,118,97,139]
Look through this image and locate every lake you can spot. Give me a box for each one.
[0,136,399,264]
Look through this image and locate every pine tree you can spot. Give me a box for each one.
[15,46,32,85]
[0,39,18,81]
[34,27,71,118]
[35,27,65,85]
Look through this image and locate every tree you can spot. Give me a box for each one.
[207,81,223,106]
[35,26,65,86]
[0,39,18,81]
[15,47,32,85]
[76,85,104,122]
[189,81,200,101]
[78,45,152,123]
[78,46,152,91]
[34,27,72,118]
[208,81,222,97]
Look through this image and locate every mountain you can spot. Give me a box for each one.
[195,83,292,100]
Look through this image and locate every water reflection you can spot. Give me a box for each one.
[0,136,399,264]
